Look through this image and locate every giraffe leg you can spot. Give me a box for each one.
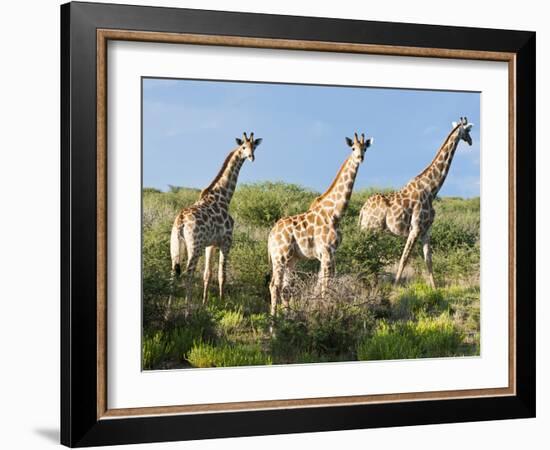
[319,250,335,298]
[269,263,284,318]
[165,270,178,321]
[183,249,200,303]
[218,242,231,302]
[202,245,214,304]
[281,258,297,311]
[395,227,421,286]
[421,233,436,289]
[167,227,185,314]
[281,271,292,311]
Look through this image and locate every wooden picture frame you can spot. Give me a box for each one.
[61,1,535,447]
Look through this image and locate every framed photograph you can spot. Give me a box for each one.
[61,1,535,447]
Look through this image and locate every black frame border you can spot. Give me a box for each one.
[61,2,535,447]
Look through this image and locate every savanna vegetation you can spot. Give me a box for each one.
[142,182,480,370]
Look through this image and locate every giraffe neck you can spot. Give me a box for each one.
[311,155,360,221]
[201,148,244,204]
[415,128,461,197]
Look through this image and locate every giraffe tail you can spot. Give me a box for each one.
[267,244,272,271]
[170,222,182,276]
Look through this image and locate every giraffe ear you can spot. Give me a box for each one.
[366,137,374,147]
[452,121,458,128]
[253,138,263,147]
[345,137,353,147]
[235,138,243,146]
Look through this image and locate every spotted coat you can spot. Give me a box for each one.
[359,117,474,288]
[268,133,373,317]
[169,132,262,305]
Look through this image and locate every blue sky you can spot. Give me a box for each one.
[143,78,480,197]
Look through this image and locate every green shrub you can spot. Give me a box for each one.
[430,219,478,252]
[434,196,480,227]
[186,342,272,368]
[357,313,465,361]
[143,186,200,229]
[430,246,480,283]
[336,222,402,277]
[231,182,316,227]
[218,308,245,336]
[169,307,217,340]
[358,323,422,360]
[271,294,376,363]
[392,282,449,320]
[143,187,162,194]
[142,226,173,328]
[142,331,170,370]
[291,351,334,364]
[142,307,218,369]
[249,313,270,335]
[270,316,309,362]
[228,229,271,300]
[166,327,196,362]
[142,326,196,369]
[185,341,216,368]
[412,314,465,357]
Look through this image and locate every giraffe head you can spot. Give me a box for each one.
[452,116,474,146]
[235,132,262,162]
[345,132,373,163]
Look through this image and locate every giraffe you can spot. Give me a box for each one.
[268,132,373,317]
[169,132,262,306]
[358,117,474,288]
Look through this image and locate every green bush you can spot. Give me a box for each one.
[392,282,449,320]
[231,182,316,227]
[290,351,335,364]
[143,186,200,229]
[218,308,245,336]
[336,222,402,277]
[249,313,270,335]
[430,219,478,252]
[142,327,197,369]
[430,246,480,283]
[142,307,218,368]
[142,226,172,327]
[357,313,466,361]
[186,342,272,368]
[142,331,169,370]
[228,229,271,300]
[271,299,376,363]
